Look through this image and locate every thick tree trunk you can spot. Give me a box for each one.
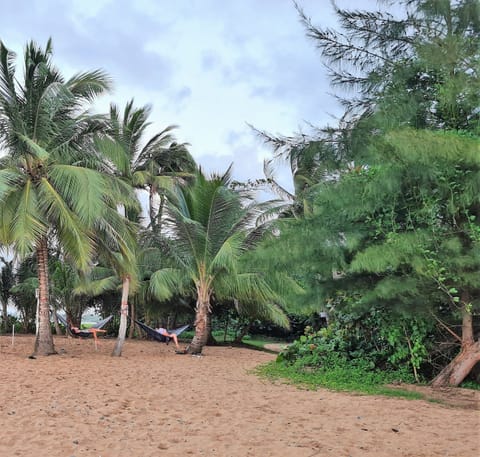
[112,276,130,357]
[431,304,480,387]
[33,237,56,356]
[187,296,210,354]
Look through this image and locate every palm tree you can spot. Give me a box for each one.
[97,100,196,226]
[0,39,116,355]
[150,167,289,354]
[94,100,195,351]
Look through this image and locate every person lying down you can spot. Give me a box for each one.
[155,327,180,349]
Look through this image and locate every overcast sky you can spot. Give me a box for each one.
[2,0,377,189]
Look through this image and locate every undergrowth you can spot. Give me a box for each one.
[256,361,424,399]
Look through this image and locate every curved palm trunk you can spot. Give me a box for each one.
[33,236,56,356]
[112,276,130,357]
[188,299,210,354]
[149,184,157,232]
[431,304,480,387]
[187,281,211,354]
[157,193,165,234]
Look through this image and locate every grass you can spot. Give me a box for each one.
[255,361,426,400]
[180,330,287,351]
[460,380,480,390]
[241,335,287,350]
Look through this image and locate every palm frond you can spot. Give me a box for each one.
[149,267,187,301]
[209,230,246,275]
[94,136,130,176]
[49,164,108,227]
[0,41,17,106]
[236,299,290,329]
[37,178,93,270]
[17,134,49,160]
[74,273,119,296]
[67,69,112,102]
[11,180,47,256]
[0,168,22,200]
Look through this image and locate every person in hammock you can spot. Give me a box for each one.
[155,327,180,349]
[71,325,107,344]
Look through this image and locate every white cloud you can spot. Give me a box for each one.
[1,0,377,190]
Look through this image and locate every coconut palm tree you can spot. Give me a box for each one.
[0,39,125,355]
[149,167,289,354]
[96,100,196,226]
[94,100,196,349]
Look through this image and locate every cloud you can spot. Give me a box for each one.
[1,0,373,188]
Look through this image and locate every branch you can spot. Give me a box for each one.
[430,311,462,343]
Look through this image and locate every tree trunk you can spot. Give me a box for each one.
[234,321,251,344]
[187,295,210,354]
[33,236,56,356]
[157,193,165,234]
[149,184,157,232]
[112,276,130,357]
[431,303,480,387]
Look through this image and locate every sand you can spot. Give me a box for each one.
[0,335,478,457]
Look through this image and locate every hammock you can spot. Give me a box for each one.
[134,319,189,344]
[56,313,113,338]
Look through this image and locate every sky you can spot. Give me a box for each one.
[1,0,376,190]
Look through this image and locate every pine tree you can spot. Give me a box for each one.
[260,1,480,385]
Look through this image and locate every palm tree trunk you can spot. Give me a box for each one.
[188,282,211,354]
[431,296,480,387]
[33,236,56,356]
[157,193,165,234]
[112,276,130,357]
[149,184,157,232]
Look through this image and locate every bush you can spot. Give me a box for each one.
[276,306,433,384]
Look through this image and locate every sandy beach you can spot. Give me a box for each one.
[0,335,478,457]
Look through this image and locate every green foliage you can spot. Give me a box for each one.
[257,362,422,399]
[277,306,432,382]
[460,380,480,390]
[150,168,290,328]
[255,0,480,387]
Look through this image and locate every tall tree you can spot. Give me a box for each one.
[94,100,194,353]
[259,0,479,385]
[296,0,480,130]
[267,128,480,385]
[97,100,196,227]
[0,39,118,355]
[149,168,289,354]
